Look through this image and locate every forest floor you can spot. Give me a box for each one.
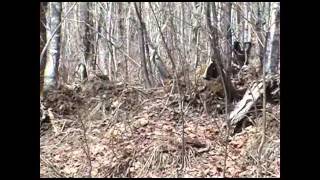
[40,78,280,178]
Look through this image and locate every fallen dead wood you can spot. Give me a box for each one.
[229,74,279,126]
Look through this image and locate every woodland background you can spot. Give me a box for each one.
[40,2,280,178]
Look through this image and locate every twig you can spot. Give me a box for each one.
[176,74,186,177]
[222,124,230,178]
[257,27,269,178]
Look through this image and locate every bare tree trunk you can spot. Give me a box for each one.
[265,2,280,74]
[40,2,47,96]
[125,2,132,82]
[241,3,246,43]
[257,3,265,60]
[40,2,47,67]
[181,3,185,57]
[79,3,90,64]
[180,3,191,92]
[206,2,237,103]
[143,3,154,86]
[43,2,62,97]
[90,2,99,72]
[134,2,151,88]
[149,3,176,72]
[221,2,232,75]
[245,2,264,78]
[269,3,280,74]
[236,3,242,42]
[107,2,115,81]
[97,5,108,76]
[117,2,125,81]
[191,2,201,83]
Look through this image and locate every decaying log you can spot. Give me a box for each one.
[229,74,279,126]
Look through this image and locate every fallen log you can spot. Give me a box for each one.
[229,74,279,126]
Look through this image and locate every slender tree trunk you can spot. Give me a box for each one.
[222,2,232,74]
[270,3,280,74]
[134,2,151,88]
[125,2,132,82]
[97,5,107,75]
[116,2,125,80]
[107,2,115,80]
[266,2,280,74]
[92,3,99,71]
[143,3,154,86]
[40,2,47,96]
[206,2,236,103]
[79,3,90,64]
[43,2,62,97]
[149,2,176,72]
[236,3,242,42]
[40,2,47,66]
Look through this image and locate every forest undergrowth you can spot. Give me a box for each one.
[40,74,280,178]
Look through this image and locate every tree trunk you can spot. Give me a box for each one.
[79,3,90,64]
[221,2,232,75]
[97,5,108,76]
[269,3,280,74]
[236,3,242,42]
[43,2,62,97]
[40,2,47,67]
[90,2,98,72]
[142,3,153,86]
[134,2,151,88]
[107,2,115,81]
[40,2,47,96]
[116,2,125,80]
[125,2,132,82]
[206,2,237,103]
[149,2,176,73]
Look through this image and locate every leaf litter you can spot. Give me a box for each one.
[40,79,280,178]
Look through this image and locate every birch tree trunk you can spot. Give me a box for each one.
[268,3,280,74]
[43,2,62,97]
[264,2,280,74]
